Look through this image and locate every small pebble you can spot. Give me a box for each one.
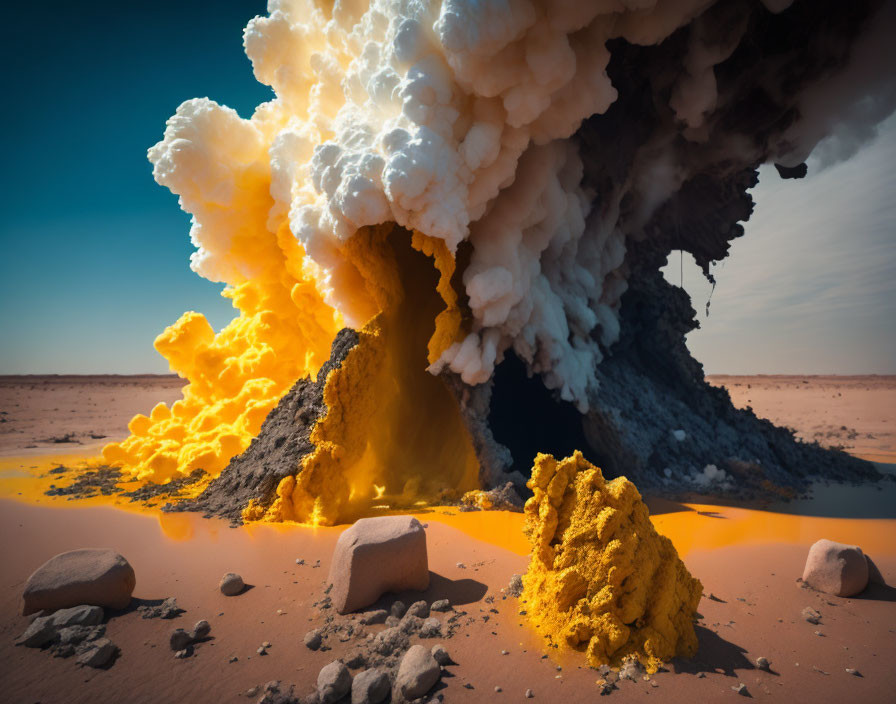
[756,657,770,671]
[257,646,267,655]
[732,683,748,696]
[845,668,861,676]
[525,689,534,698]
[501,649,509,655]
[229,656,238,663]
[495,686,502,692]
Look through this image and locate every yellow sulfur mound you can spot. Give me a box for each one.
[521,451,702,673]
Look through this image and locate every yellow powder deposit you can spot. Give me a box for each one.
[522,451,702,673]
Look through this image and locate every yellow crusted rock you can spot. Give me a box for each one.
[521,451,702,673]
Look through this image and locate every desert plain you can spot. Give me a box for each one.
[0,373,894,703]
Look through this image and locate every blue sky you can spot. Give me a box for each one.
[0,1,268,374]
[0,1,893,375]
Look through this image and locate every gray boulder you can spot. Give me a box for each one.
[15,616,57,647]
[170,628,192,651]
[219,572,245,596]
[328,516,429,614]
[394,644,440,701]
[420,617,441,638]
[405,600,429,619]
[51,605,104,628]
[22,549,135,615]
[304,629,323,651]
[351,668,390,704]
[317,661,352,704]
[360,609,388,625]
[76,637,116,668]
[431,644,452,666]
[802,539,869,597]
[190,620,211,640]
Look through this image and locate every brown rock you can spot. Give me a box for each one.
[802,539,869,597]
[22,549,135,615]
[351,668,390,704]
[393,645,440,701]
[219,572,245,596]
[327,516,429,614]
[317,661,352,704]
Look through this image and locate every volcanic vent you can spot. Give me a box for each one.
[106,0,892,524]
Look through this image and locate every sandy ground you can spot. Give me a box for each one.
[708,375,896,463]
[0,375,186,457]
[1,500,894,704]
[2,374,892,461]
[0,374,894,703]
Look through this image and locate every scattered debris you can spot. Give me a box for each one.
[507,574,524,598]
[137,597,183,619]
[15,604,116,668]
[801,607,822,624]
[619,657,645,682]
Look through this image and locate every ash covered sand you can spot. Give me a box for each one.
[1,376,895,703]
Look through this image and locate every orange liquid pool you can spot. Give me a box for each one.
[2,453,895,559]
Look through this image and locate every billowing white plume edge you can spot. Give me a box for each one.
[148,0,895,411]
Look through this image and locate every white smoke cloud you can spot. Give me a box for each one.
[148,0,896,412]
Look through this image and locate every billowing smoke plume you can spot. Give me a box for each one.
[106,0,894,507]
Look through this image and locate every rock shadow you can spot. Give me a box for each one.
[644,498,728,519]
[372,571,488,609]
[671,626,756,678]
[855,581,896,603]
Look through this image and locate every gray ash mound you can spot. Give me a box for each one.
[166,329,359,524]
